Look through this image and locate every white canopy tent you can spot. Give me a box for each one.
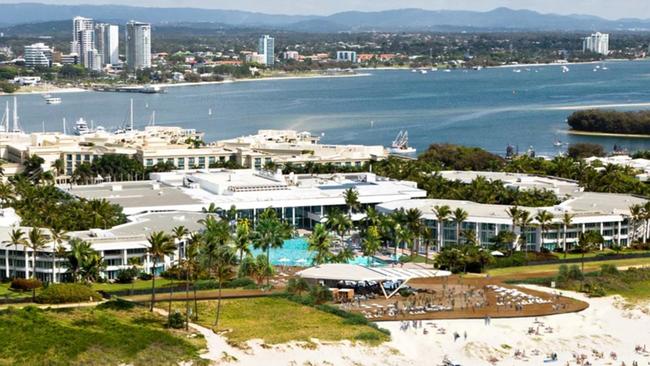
[296,263,451,299]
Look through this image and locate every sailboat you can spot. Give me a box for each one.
[388,130,416,154]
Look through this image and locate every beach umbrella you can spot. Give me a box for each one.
[278,257,291,265]
[295,258,307,266]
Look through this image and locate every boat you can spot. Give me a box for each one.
[73,118,91,135]
[430,67,438,72]
[513,69,522,73]
[561,66,570,73]
[602,66,609,70]
[473,66,483,71]
[411,69,417,73]
[388,130,417,154]
[553,139,563,147]
[420,70,428,75]
[443,69,452,73]
[44,95,61,104]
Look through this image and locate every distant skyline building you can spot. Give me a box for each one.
[583,32,609,55]
[126,21,152,71]
[336,50,358,63]
[95,23,119,66]
[72,16,101,71]
[24,43,53,67]
[258,35,275,66]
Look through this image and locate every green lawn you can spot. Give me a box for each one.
[92,278,184,293]
[559,249,650,261]
[0,282,36,299]
[170,297,389,347]
[0,302,207,366]
[488,257,650,278]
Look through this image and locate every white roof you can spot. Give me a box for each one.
[297,263,450,282]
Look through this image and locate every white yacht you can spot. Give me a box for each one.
[73,118,91,135]
[388,130,417,154]
[44,95,62,104]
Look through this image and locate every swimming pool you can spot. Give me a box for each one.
[249,237,387,267]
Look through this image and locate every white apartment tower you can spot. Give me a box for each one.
[258,35,275,66]
[95,23,119,66]
[24,43,53,67]
[72,16,101,70]
[583,32,609,55]
[126,21,152,71]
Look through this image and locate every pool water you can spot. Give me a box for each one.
[249,237,387,267]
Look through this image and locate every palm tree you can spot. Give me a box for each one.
[65,238,94,282]
[169,225,189,322]
[421,226,433,264]
[518,211,534,252]
[629,204,643,245]
[394,225,412,257]
[561,212,575,258]
[185,232,203,321]
[576,231,603,289]
[147,231,176,312]
[535,210,554,252]
[405,208,423,258]
[48,226,68,283]
[506,206,521,251]
[233,219,251,264]
[362,226,381,266]
[201,215,232,270]
[325,208,352,244]
[308,224,332,265]
[8,229,26,279]
[0,182,15,208]
[433,205,451,251]
[27,228,47,280]
[343,188,361,218]
[251,208,291,286]
[451,208,469,246]
[213,246,238,328]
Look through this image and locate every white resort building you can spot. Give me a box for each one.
[0,170,425,282]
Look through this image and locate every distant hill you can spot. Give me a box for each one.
[1,3,650,32]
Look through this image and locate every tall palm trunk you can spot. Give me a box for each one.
[167,277,174,324]
[193,275,199,321]
[563,225,568,259]
[266,246,271,287]
[150,258,157,311]
[214,281,223,327]
[185,269,190,330]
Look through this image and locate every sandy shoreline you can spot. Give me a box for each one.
[186,285,650,366]
[567,130,650,139]
[0,72,371,97]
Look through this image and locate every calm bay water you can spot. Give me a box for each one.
[3,60,650,155]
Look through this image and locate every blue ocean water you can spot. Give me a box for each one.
[4,60,650,155]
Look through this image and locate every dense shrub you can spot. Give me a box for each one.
[167,311,185,329]
[10,278,42,291]
[309,284,332,305]
[115,268,138,284]
[568,265,584,281]
[286,277,310,295]
[600,264,619,276]
[138,272,153,281]
[567,143,606,159]
[35,283,102,304]
[355,332,383,341]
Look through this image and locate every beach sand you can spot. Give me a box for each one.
[192,285,650,365]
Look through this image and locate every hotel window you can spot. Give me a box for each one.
[167,158,173,164]
[75,154,81,161]
[157,158,164,164]
[208,156,216,166]
[145,159,153,167]
[198,157,205,168]
[219,156,226,162]
[66,154,72,161]
[254,158,262,169]
[188,157,195,167]
[84,154,90,161]
[177,158,185,169]
[355,161,361,167]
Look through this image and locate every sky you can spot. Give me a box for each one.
[0,0,648,19]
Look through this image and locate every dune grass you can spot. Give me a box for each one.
[91,278,183,293]
[171,297,389,347]
[488,257,650,278]
[0,302,207,366]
